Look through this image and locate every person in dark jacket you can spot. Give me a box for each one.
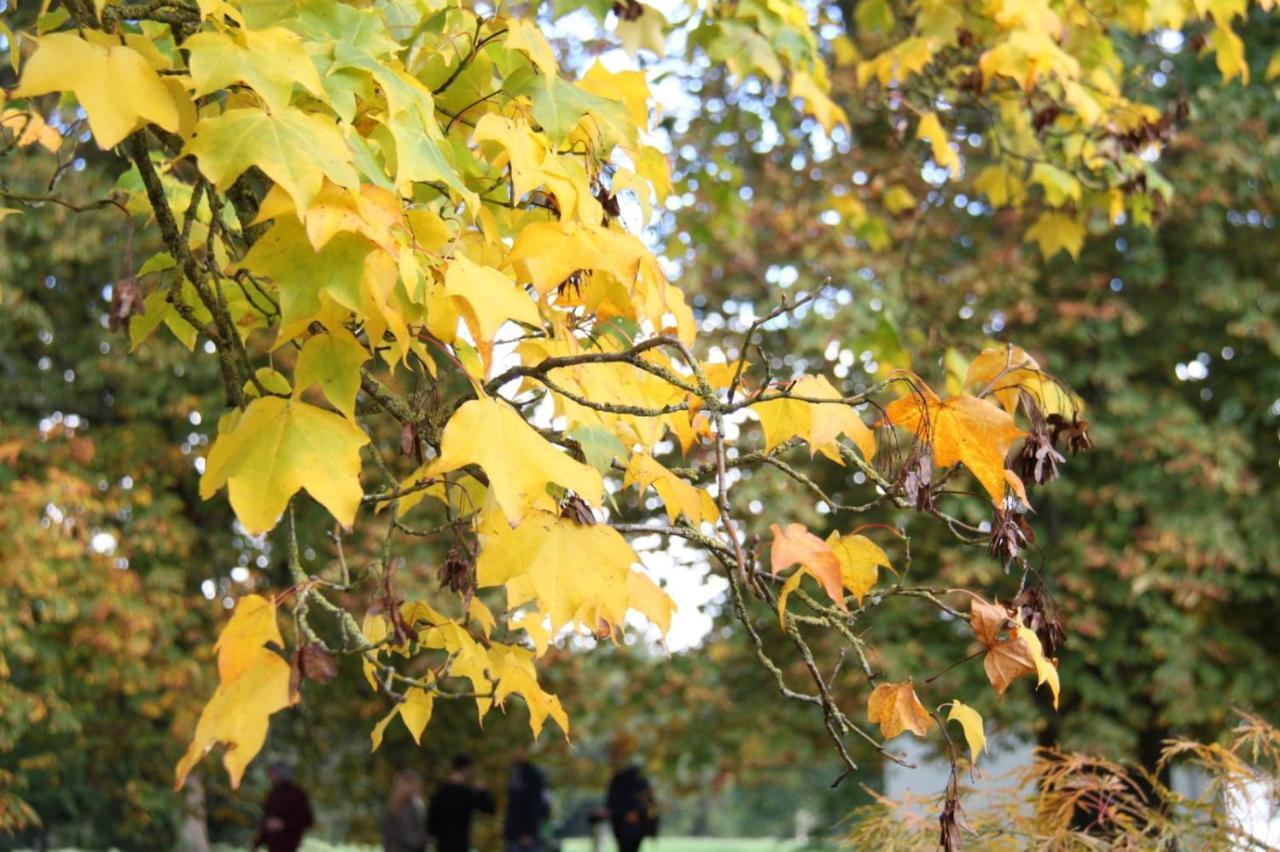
[428,753,495,852]
[603,736,658,852]
[504,747,551,851]
[253,762,314,852]
[383,769,428,852]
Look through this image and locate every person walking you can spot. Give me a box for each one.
[503,747,551,851]
[428,753,495,852]
[252,761,314,852]
[603,736,658,852]
[383,770,429,852]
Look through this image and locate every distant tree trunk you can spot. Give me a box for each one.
[176,772,210,852]
[690,790,710,836]
[1136,717,1173,795]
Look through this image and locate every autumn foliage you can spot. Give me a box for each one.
[1,0,1275,840]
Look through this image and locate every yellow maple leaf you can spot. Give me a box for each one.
[506,19,559,77]
[916,111,960,179]
[827,531,892,604]
[200,396,370,534]
[294,327,370,421]
[867,681,933,739]
[946,700,987,764]
[488,643,569,738]
[509,608,552,657]
[214,594,283,682]
[175,595,297,789]
[423,622,495,722]
[475,510,644,632]
[370,685,435,751]
[979,31,1081,90]
[753,375,875,462]
[963,345,1080,417]
[505,220,648,296]
[444,253,543,362]
[1016,624,1061,709]
[624,452,719,526]
[973,164,1025,208]
[884,382,1026,503]
[425,398,603,525]
[1025,210,1086,259]
[578,61,652,128]
[616,4,667,56]
[14,33,182,149]
[627,570,677,637]
[185,106,359,216]
[0,109,63,152]
[1208,23,1249,84]
[185,27,325,113]
[789,71,849,134]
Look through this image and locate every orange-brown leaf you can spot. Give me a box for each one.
[983,637,1037,694]
[970,599,1012,648]
[769,522,846,611]
[884,382,1025,503]
[867,681,933,739]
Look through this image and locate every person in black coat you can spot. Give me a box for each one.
[603,737,658,852]
[504,747,551,851]
[428,753,495,852]
[253,762,314,852]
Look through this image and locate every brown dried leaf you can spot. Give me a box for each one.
[983,637,1037,694]
[289,643,337,700]
[969,599,1012,648]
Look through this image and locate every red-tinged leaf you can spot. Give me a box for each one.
[769,522,846,611]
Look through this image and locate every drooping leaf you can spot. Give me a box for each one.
[946,700,987,764]
[827,532,892,604]
[1016,624,1061,710]
[425,398,603,525]
[476,509,656,633]
[983,637,1038,696]
[175,595,296,789]
[624,452,719,525]
[867,681,932,739]
[294,327,370,420]
[370,685,435,751]
[488,642,569,738]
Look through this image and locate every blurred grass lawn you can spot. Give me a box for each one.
[559,840,816,851]
[205,839,823,852]
[253,838,822,852]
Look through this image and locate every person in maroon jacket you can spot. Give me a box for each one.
[253,761,314,852]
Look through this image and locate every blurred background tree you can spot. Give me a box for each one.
[662,1,1280,785]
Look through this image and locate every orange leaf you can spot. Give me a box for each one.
[884,382,1026,503]
[769,522,846,611]
[867,681,932,739]
[983,637,1037,695]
